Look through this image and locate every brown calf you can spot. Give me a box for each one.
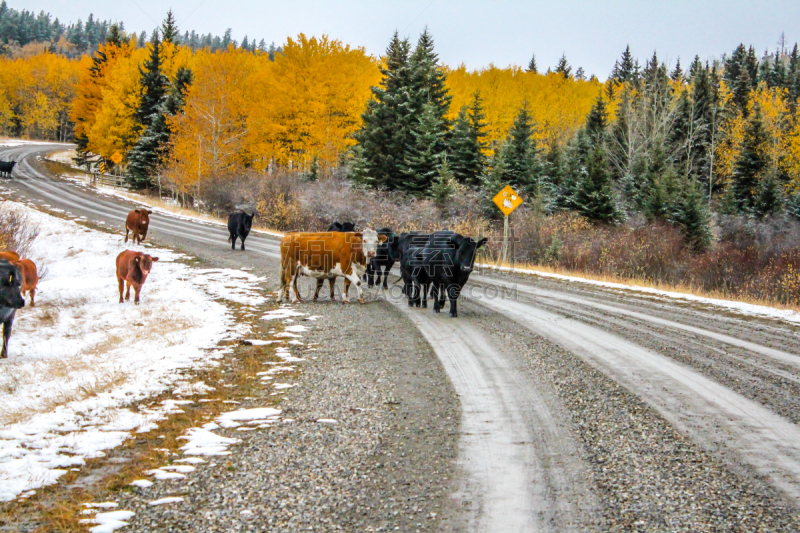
[125,209,151,245]
[116,250,159,304]
[10,259,38,307]
[0,251,20,262]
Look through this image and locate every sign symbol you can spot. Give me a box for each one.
[492,185,523,216]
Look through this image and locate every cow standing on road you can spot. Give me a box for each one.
[421,231,487,318]
[116,251,159,305]
[278,229,384,304]
[397,232,431,307]
[364,228,398,289]
[0,161,15,177]
[228,212,255,250]
[0,260,25,358]
[125,209,151,245]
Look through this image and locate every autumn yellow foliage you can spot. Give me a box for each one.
[446,65,603,149]
[0,52,81,140]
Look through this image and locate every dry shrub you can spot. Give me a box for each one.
[0,202,39,256]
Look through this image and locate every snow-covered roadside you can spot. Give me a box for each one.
[0,202,267,501]
[0,140,71,148]
[477,263,800,325]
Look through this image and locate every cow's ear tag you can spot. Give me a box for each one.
[7,274,11,283]
[134,257,140,262]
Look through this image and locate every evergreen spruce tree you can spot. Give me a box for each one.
[572,144,622,224]
[769,48,787,90]
[670,58,683,83]
[307,155,319,181]
[498,102,543,196]
[614,45,636,83]
[786,189,800,220]
[688,55,703,80]
[161,9,179,44]
[746,46,760,88]
[788,44,800,103]
[481,144,509,216]
[670,178,712,251]
[584,95,608,143]
[724,44,747,89]
[732,105,770,213]
[401,102,446,194]
[754,173,784,218]
[409,28,452,130]
[555,54,572,79]
[758,50,771,85]
[449,91,488,185]
[732,67,751,114]
[527,54,537,73]
[430,154,456,207]
[127,29,169,188]
[355,32,414,190]
[575,67,586,80]
[347,145,374,188]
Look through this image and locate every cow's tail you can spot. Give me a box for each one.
[227,235,232,243]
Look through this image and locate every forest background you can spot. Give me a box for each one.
[3,2,800,307]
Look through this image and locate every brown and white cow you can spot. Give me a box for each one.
[278,229,385,304]
[125,209,151,245]
[116,250,159,304]
[11,259,38,307]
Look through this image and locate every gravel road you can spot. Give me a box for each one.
[2,143,800,531]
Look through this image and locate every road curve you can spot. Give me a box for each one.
[4,143,800,530]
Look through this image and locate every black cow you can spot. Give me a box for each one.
[364,227,398,289]
[228,212,255,250]
[0,161,15,177]
[397,232,432,307]
[327,221,356,232]
[0,260,25,358]
[416,230,487,317]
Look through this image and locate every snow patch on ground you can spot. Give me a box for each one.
[0,202,266,501]
[477,263,800,325]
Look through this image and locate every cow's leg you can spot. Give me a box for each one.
[231,234,237,250]
[291,269,303,303]
[125,281,131,301]
[448,284,460,318]
[30,288,35,307]
[1,318,10,358]
[240,235,246,251]
[381,266,389,289]
[432,284,441,313]
[314,279,324,301]
[328,278,336,301]
[134,285,141,305]
[421,283,429,308]
[125,228,129,243]
[118,277,125,303]
[365,260,375,288]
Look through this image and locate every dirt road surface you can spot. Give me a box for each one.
[2,143,800,531]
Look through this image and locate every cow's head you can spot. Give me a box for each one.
[456,236,488,273]
[135,254,159,276]
[244,212,255,231]
[361,228,387,259]
[0,261,24,309]
[135,209,151,226]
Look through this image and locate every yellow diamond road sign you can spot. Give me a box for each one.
[111,151,123,165]
[493,185,523,216]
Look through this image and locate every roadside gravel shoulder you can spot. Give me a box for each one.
[116,297,460,532]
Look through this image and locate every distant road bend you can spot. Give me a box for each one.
[3,143,800,531]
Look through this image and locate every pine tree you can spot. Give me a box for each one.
[585,95,608,143]
[754,173,784,218]
[614,45,636,83]
[769,48,787,89]
[481,143,509,216]
[732,105,770,213]
[401,102,446,194]
[555,54,572,79]
[788,44,800,103]
[758,50,771,85]
[670,58,683,83]
[732,66,751,113]
[430,154,456,207]
[724,44,747,89]
[498,102,541,195]
[572,144,622,224]
[449,91,488,185]
[347,145,373,188]
[161,9,178,44]
[307,155,319,181]
[527,54,537,73]
[355,32,414,190]
[688,55,703,80]
[670,178,712,251]
[746,46,760,88]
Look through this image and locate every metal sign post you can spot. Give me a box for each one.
[492,185,523,266]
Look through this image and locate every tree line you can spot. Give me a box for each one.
[351,35,800,250]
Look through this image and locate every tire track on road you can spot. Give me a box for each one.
[392,299,598,532]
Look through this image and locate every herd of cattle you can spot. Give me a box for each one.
[0,206,486,359]
[278,222,487,317]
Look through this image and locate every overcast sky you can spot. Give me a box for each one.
[16,0,800,78]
